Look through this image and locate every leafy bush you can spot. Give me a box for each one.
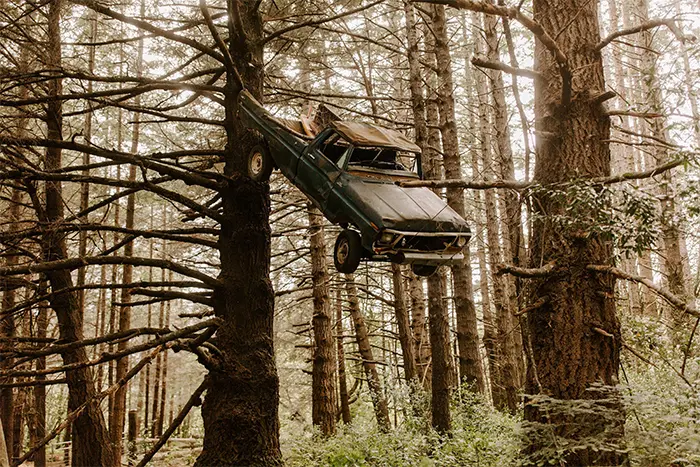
[285,388,519,467]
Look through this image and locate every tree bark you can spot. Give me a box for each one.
[392,264,418,383]
[431,4,485,394]
[40,2,118,465]
[335,288,352,425]
[345,275,391,432]
[308,205,337,436]
[524,0,626,463]
[194,1,281,464]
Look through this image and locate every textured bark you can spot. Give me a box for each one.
[112,0,144,454]
[431,4,485,394]
[472,11,518,413]
[308,206,337,436]
[425,17,455,433]
[40,2,118,465]
[484,7,525,385]
[634,0,690,329]
[335,289,352,425]
[403,1,432,390]
[194,1,281,464]
[524,0,626,463]
[392,264,418,383]
[345,275,391,432]
[408,274,431,387]
[33,292,48,467]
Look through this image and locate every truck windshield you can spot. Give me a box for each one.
[348,147,419,175]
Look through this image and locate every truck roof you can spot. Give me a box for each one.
[330,121,421,154]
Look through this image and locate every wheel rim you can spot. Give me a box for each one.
[337,239,349,265]
[250,152,264,176]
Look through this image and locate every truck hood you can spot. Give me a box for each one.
[341,176,470,233]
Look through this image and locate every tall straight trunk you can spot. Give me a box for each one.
[408,274,431,387]
[195,1,281,464]
[156,298,170,438]
[524,0,626,463]
[33,289,48,467]
[473,12,518,413]
[484,6,525,384]
[345,275,391,432]
[392,264,418,383]
[634,0,689,326]
[308,205,337,436]
[112,0,144,453]
[335,288,351,425]
[0,193,18,459]
[431,4,485,393]
[424,14,455,433]
[39,2,117,465]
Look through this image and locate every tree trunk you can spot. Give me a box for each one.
[40,2,117,465]
[524,0,626,463]
[345,275,391,432]
[431,4,485,394]
[194,1,281,464]
[308,205,337,436]
[112,0,144,454]
[392,264,418,383]
[33,289,48,467]
[335,288,352,424]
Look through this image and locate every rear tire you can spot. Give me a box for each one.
[411,264,438,277]
[247,144,273,182]
[334,230,363,274]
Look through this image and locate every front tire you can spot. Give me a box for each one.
[334,230,363,274]
[247,144,273,182]
[411,264,438,277]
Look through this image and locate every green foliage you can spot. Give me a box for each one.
[285,389,519,467]
[530,181,660,257]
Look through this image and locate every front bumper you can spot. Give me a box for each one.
[372,228,470,265]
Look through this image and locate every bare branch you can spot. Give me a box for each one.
[595,19,685,52]
[497,262,556,278]
[587,265,700,319]
[471,56,544,81]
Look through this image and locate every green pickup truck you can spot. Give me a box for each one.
[239,91,471,276]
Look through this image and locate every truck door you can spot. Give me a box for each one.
[294,130,346,210]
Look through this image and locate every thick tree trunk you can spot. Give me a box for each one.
[345,275,391,432]
[195,1,281,464]
[431,4,485,394]
[524,0,626,463]
[308,205,337,436]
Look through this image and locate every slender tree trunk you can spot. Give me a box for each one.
[431,4,485,394]
[392,264,418,383]
[33,288,48,467]
[408,274,431,387]
[524,0,626,463]
[335,288,351,424]
[308,205,337,436]
[484,6,525,385]
[634,0,689,329]
[39,2,117,465]
[345,275,391,432]
[112,0,144,454]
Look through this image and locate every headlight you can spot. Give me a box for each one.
[457,236,467,247]
[380,231,394,244]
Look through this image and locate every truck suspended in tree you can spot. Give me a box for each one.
[239,91,471,276]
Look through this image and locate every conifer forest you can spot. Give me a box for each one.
[0,0,699,465]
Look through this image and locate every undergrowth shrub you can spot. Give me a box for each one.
[285,388,519,467]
